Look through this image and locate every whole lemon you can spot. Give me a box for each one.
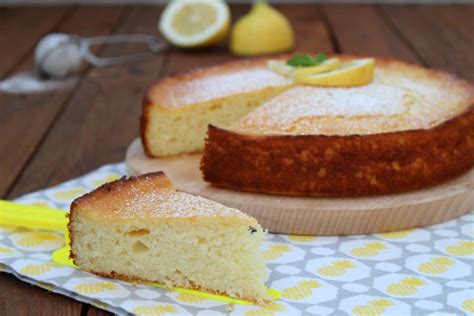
[230,1,295,56]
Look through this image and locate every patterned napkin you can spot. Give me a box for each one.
[0,163,473,315]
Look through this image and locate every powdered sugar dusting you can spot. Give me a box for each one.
[231,66,473,136]
[84,183,251,220]
[160,68,291,107]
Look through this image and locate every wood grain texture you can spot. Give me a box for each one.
[0,6,74,77]
[0,6,124,198]
[380,5,474,80]
[322,4,420,63]
[127,139,473,235]
[0,273,82,316]
[6,6,163,199]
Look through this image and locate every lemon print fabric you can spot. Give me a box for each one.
[11,259,74,280]
[448,290,474,315]
[271,277,337,304]
[0,243,22,259]
[405,254,471,279]
[235,302,299,316]
[305,257,370,282]
[261,242,305,263]
[435,238,474,259]
[165,291,223,308]
[64,277,130,299]
[9,231,63,251]
[50,187,87,202]
[121,300,189,316]
[1,161,474,315]
[340,240,402,260]
[340,295,410,315]
[377,228,430,243]
[374,274,442,299]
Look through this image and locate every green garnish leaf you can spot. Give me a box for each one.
[313,52,328,64]
[286,53,328,67]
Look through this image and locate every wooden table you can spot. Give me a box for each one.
[1,4,473,315]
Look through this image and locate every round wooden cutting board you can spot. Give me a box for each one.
[126,138,473,236]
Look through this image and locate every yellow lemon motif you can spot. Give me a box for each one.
[0,246,14,254]
[353,298,394,316]
[176,293,207,303]
[53,188,87,201]
[0,225,17,233]
[462,298,474,313]
[20,262,58,276]
[379,229,416,240]
[244,303,286,316]
[282,280,321,300]
[386,277,426,296]
[351,242,387,257]
[74,282,118,295]
[33,281,54,291]
[288,235,316,243]
[30,201,52,208]
[446,241,474,257]
[262,244,292,261]
[90,174,121,188]
[318,259,355,277]
[16,232,63,248]
[91,300,109,309]
[418,257,455,274]
[132,304,177,316]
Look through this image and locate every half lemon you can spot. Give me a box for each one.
[296,58,375,87]
[159,0,230,48]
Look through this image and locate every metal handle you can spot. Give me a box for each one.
[80,34,167,67]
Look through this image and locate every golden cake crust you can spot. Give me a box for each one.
[201,106,474,196]
[141,57,291,157]
[201,57,474,196]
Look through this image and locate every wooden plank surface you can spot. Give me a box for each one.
[0,6,124,198]
[322,4,420,63]
[380,5,474,80]
[0,6,73,77]
[0,4,472,315]
[7,6,165,199]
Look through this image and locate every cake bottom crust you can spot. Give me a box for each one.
[87,269,265,304]
[201,107,474,196]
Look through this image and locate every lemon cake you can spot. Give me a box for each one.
[68,172,270,303]
[201,57,474,196]
[142,58,292,157]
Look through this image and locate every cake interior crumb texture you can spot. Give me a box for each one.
[69,173,270,303]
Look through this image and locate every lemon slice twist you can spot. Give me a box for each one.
[296,58,375,87]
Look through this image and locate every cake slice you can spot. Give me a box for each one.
[68,172,270,303]
[142,58,292,157]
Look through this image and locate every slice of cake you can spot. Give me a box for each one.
[142,58,292,157]
[201,57,474,196]
[68,172,270,303]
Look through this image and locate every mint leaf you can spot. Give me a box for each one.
[286,53,328,67]
[286,54,315,67]
[313,52,327,64]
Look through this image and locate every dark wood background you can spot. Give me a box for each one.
[0,4,473,315]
